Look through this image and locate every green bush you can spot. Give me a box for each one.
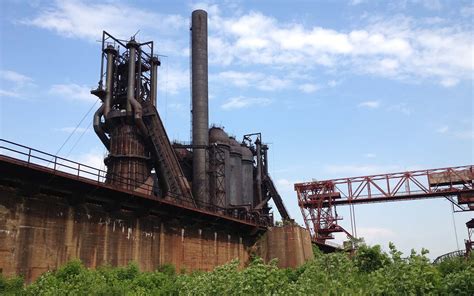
[3,244,473,295]
[353,244,390,273]
[0,273,24,295]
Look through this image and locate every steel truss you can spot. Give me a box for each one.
[295,165,474,243]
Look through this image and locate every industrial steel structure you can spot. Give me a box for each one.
[89,10,289,225]
[0,10,315,282]
[434,218,474,263]
[295,165,474,248]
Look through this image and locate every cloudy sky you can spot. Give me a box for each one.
[0,0,473,259]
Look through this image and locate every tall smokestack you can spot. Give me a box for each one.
[191,9,209,205]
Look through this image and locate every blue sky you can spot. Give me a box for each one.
[0,0,472,259]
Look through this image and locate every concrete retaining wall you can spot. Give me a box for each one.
[0,186,249,282]
[255,225,314,268]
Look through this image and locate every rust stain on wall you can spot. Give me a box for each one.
[0,185,250,282]
[255,225,314,268]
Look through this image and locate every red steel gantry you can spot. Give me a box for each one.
[295,165,474,244]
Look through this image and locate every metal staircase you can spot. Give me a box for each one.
[142,103,195,206]
[263,174,291,221]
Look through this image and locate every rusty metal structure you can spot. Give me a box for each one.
[295,165,474,244]
[89,10,289,224]
[465,219,474,256]
[0,10,313,282]
[433,219,473,263]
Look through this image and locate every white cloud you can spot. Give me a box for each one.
[77,150,105,170]
[413,0,442,11]
[435,124,473,140]
[55,149,106,178]
[221,96,271,110]
[350,0,366,5]
[387,103,411,115]
[357,227,396,246]
[168,103,184,110]
[460,5,474,17]
[328,80,339,87]
[0,89,21,98]
[191,2,220,16]
[453,130,474,140]
[298,83,320,93]
[0,70,34,85]
[22,2,474,87]
[205,10,472,86]
[358,100,380,109]
[364,153,377,158]
[276,178,295,192]
[217,71,291,91]
[0,70,36,99]
[23,0,186,41]
[436,125,449,134]
[440,77,459,87]
[49,83,96,103]
[257,76,290,91]
[158,67,189,95]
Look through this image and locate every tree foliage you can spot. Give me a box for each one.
[1,244,473,295]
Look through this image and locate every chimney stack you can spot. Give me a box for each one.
[191,9,209,205]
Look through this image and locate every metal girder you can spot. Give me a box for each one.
[295,165,474,243]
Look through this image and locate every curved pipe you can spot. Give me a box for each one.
[93,104,110,149]
[127,41,147,136]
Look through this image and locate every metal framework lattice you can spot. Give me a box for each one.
[295,165,474,243]
[209,144,226,209]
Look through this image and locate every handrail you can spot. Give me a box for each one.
[433,250,466,264]
[0,139,270,227]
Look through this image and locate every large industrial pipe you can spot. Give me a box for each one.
[191,9,209,205]
[126,40,138,113]
[126,40,147,136]
[93,104,110,149]
[150,56,160,107]
[255,138,263,204]
[104,45,116,117]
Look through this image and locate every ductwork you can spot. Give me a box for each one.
[93,104,110,149]
[255,138,263,204]
[150,56,160,107]
[126,40,147,136]
[103,45,116,117]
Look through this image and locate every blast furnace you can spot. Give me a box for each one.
[91,10,290,224]
[0,10,314,283]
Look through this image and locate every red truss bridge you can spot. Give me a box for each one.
[294,165,474,243]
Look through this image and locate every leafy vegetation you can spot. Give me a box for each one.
[1,243,473,295]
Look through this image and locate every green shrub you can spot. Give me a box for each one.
[8,243,474,295]
[353,244,390,273]
[0,274,24,295]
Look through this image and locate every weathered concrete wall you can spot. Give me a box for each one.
[0,185,249,282]
[255,225,314,268]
